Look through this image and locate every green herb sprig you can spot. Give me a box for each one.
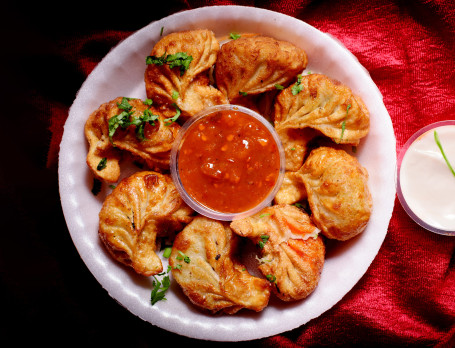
[339,103,351,142]
[258,235,270,249]
[146,52,193,76]
[434,130,455,177]
[291,74,303,95]
[150,269,171,305]
[97,157,107,171]
[164,103,181,126]
[108,97,159,143]
[229,32,241,40]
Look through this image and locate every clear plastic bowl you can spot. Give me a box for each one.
[170,104,285,221]
[396,120,455,236]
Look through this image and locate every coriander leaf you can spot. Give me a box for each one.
[143,98,153,106]
[229,32,241,40]
[146,52,167,66]
[133,109,159,141]
[434,130,455,177]
[171,90,179,100]
[177,250,190,264]
[150,274,171,305]
[108,111,131,144]
[266,274,276,283]
[97,157,107,171]
[275,84,284,90]
[291,74,303,95]
[160,26,164,36]
[146,52,193,76]
[258,235,270,249]
[117,97,133,111]
[239,91,248,96]
[164,103,181,126]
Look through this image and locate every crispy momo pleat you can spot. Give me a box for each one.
[99,171,193,276]
[274,74,370,145]
[230,205,324,302]
[215,35,308,103]
[144,29,227,119]
[300,146,372,241]
[170,216,271,314]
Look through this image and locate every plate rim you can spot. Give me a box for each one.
[58,5,397,341]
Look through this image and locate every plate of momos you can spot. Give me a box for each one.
[59,6,396,342]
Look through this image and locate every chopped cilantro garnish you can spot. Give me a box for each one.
[109,184,116,190]
[291,74,303,95]
[108,111,132,144]
[259,213,271,218]
[171,90,179,100]
[146,52,193,76]
[117,97,133,111]
[131,109,160,141]
[266,274,276,283]
[97,157,107,171]
[160,26,164,36]
[150,271,171,305]
[143,98,153,106]
[239,91,248,96]
[164,103,181,126]
[109,101,159,143]
[229,32,241,40]
[176,251,190,264]
[339,104,351,142]
[275,84,284,90]
[258,235,270,249]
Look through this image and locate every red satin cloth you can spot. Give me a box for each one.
[16,0,455,346]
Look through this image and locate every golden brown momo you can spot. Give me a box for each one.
[169,216,271,314]
[85,97,180,183]
[99,171,193,276]
[274,73,370,146]
[144,29,227,119]
[230,205,325,302]
[215,35,308,103]
[274,171,307,205]
[300,146,372,241]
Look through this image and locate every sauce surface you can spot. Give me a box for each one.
[400,125,455,231]
[178,109,281,213]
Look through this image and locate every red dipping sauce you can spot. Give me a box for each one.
[171,105,284,220]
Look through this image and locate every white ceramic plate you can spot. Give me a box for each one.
[59,6,396,341]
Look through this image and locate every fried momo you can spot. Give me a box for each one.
[215,35,308,103]
[278,128,319,171]
[169,216,271,314]
[274,171,307,205]
[300,147,372,241]
[99,171,193,276]
[145,29,227,119]
[85,97,180,182]
[230,205,324,302]
[274,74,370,146]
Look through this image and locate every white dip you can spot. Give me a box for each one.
[400,125,455,231]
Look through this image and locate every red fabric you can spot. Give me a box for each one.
[7,0,454,346]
